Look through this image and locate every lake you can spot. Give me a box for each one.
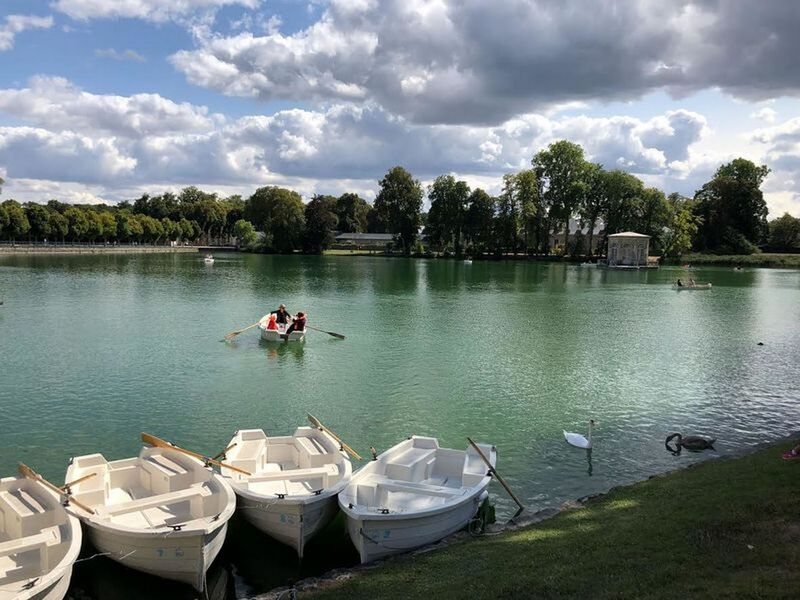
[1,253,799,598]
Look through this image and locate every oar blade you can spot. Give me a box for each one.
[18,462,36,479]
[141,432,169,448]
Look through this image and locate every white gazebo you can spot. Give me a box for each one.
[606,232,650,267]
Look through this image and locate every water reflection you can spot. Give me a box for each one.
[262,339,305,363]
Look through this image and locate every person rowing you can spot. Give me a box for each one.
[676,279,684,287]
[272,304,292,325]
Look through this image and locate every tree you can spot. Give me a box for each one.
[64,207,89,241]
[245,187,305,253]
[99,211,117,242]
[694,158,770,253]
[303,195,339,253]
[580,163,605,255]
[660,204,701,258]
[495,173,522,253]
[85,210,104,243]
[2,200,30,240]
[515,169,540,253]
[374,166,423,254]
[768,213,800,249]
[638,187,671,250]
[599,169,645,238]
[48,211,68,242]
[426,175,470,254]
[0,204,8,234]
[25,203,51,242]
[233,219,258,248]
[335,193,371,232]
[533,140,590,254]
[464,188,495,255]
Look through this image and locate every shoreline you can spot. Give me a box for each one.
[255,433,800,599]
[0,245,221,256]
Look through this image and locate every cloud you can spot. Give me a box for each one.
[169,0,800,125]
[0,14,53,51]
[52,0,260,23]
[0,77,222,137]
[94,48,146,62]
[750,107,777,123]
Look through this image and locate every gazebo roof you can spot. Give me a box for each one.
[608,231,650,238]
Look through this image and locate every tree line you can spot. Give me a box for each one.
[2,141,798,255]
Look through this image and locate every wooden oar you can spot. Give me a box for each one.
[61,472,97,493]
[141,433,251,476]
[467,437,525,515]
[306,325,346,340]
[307,413,363,460]
[224,321,260,341]
[18,463,95,514]
[212,443,237,461]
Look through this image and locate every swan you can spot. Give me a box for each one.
[564,419,595,449]
[665,433,715,451]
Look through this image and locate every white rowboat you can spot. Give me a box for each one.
[0,476,81,600]
[219,427,351,557]
[64,446,236,591]
[339,436,496,564]
[258,315,305,342]
[673,283,712,290]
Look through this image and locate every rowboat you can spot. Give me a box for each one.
[63,444,236,591]
[258,315,305,342]
[673,283,712,290]
[219,427,352,557]
[0,476,81,600]
[203,255,214,264]
[339,436,496,564]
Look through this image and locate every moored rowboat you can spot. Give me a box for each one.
[63,445,235,591]
[339,436,496,564]
[258,315,305,342]
[0,476,81,600]
[219,427,352,557]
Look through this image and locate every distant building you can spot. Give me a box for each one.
[550,219,605,253]
[332,232,394,250]
[606,232,650,267]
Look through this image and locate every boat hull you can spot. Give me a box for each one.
[82,521,227,591]
[259,328,305,342]
[345,492,487,564]
[235,491,338,557]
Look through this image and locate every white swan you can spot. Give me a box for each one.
[564,419,595,449]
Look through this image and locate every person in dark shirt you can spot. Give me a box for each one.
[273,304,292,325]
[285,311,306,337]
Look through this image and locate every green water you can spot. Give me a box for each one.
[2,253,800,598]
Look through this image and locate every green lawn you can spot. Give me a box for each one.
[306,440,800,599]
[666,253,800,268]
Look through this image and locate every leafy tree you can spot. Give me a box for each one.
[25,203,51,241]
[178,218,195,242]
[515,169,540,253]
[495,173,522,253]
[533,140,590,254]
[303,195,339,253]
[464,188,495,254]
[245,187,305,253]
[233,219,258,248]
[768,213,800,249]
[374,166,423,254]
[2,200,30,240]
[660,205,701,258]
[694,158,770,252]
[366,206,386,233]
[426,175,470,254]
[0,204,8,233]
[600,169,645,238]
[48,211,68,242]
[638,187,671,249]
[85,210,104,243]
[335,193,371,232]
[580,163,605,255]
[64,207,89,241]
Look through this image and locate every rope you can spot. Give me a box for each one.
[74,549,137,564]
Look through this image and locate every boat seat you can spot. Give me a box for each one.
[245,464,338,484]
[0,489,52,537]
[378,480,463,498]
[145,455,188,476]
[97,486,210,517]
[384,448,436,482]
[236,440,264,461]
[0,526,59,560]
[295,436,334,468]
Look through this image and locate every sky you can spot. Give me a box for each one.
[0,0,799,217]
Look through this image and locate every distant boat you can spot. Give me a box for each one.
[203,254,214,264]
[464,258,473,264]
[219,427,352,557]
[339,436,496,564]
[0,475,82,600]
[258,314,305,342]
[673,283,712,290]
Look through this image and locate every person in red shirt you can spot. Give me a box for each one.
[285,311,306,336]
[266,313,279,331]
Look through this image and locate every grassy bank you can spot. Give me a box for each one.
[306,440,800,599]
[0,245,200,255]
[665,253,800,268]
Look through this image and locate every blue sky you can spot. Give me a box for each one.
[0,1,799,216]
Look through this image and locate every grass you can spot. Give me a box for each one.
[305,440,800,599]
[665,253,800,268]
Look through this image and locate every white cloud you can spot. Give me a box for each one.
[52,0,260,23]
[0,14,53,51]
[168,0,800,125]
[751,107,777,123]
[94,48,146,62]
